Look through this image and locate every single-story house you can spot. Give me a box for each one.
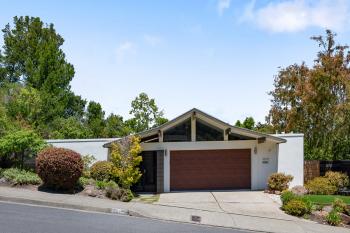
[104,108,304,193]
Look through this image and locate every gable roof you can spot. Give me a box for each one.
[103,108,286,147]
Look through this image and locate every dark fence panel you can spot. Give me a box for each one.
[319,160,350,177]
[304,160,320,183]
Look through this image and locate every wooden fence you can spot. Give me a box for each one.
[304,160,350,183]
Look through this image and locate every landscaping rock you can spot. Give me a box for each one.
[340,213,350,225]
[0,178,7,184]
[322,205,333,213]
[310,210,328,225]
[290,185,308,195]
[83,185,101,197]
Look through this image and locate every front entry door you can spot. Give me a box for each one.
[133,151,157,192]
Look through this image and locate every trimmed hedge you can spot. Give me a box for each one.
[36,147,83,190]
[90,161,114,181]
[267,173,293,191]
[283,199,309,216]
[305,177,337,195]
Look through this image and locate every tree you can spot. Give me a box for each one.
[104,114,129,138]
[86,101,105,137]
[5,86,42,128]
[50,117,91,139]
[235,117,255,130]
[128,92,167,133]
[0,129,46,169]
[267,30,350,160]
[0,16,86,135]
[109,136,142,189]
[1,16,73,90]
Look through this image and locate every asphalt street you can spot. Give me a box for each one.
[0,201,252,233]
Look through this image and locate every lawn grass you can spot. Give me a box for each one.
[306,195,350,205]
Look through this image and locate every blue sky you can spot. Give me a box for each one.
[2,0,350,124]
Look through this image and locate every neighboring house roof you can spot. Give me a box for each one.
[103,108,286,148]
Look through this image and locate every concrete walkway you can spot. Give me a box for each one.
[0,186,348,233]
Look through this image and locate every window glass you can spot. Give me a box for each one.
[196,119,223,141]
[163,118,191,142]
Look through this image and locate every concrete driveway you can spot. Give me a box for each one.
[155,191,294,221]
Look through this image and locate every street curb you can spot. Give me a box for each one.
[0,195,133,216]
[0,195,270,233]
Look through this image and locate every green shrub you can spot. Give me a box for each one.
[300,196,313,214]
[326,209,342,226]
[305,177,337,195]
[2,168,41,185]
[77,177,92,188]
[0,168,3,178]
[36,147,83,190]
[281,190,297,205]
[95,180,108,190]
[332,198,349,214]
[283,199,309,216]
[90,161,114,181]
[105,180,118,189]
[324,171,349,190]
[94,180,117,190]
[267,173,293,191]
[105,186,133,202]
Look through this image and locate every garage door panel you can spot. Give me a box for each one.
[170,149,251,190]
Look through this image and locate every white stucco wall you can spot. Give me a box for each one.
[274,134,304,188]
[46,138,118,161]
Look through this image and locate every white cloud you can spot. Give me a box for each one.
[218,0,231,16]
[241,0,350,32]
[116,41,136,62]
[144,34,163,46]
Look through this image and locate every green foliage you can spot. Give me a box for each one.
[104,114,129,137]
[110,136,142,189]
[86,101,106,138]
[105,186,133,202]
[36,147,83,190]
[268,30,350,160]
[77,177,92,189]
[326,209,342,226]
[332,198,349,214]
[281,190,297,205]
[267,173,293,191]
[235,117,255,130]
[0,129,46,168]
[306,177,337,195]
[324,171,349,190]
[283,199,310,216]
[128,92,167,133]
[95,180,117,190]
[0,16,86,134]
[95,180,108,190]
[2,168,41,185]
[81,154,96,178]
[50,117,91,139]
[5,86,42,126]
[90,161,114,181]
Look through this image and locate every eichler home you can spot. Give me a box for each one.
[103,108,304,193]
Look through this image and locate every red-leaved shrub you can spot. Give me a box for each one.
[36,147,83,190]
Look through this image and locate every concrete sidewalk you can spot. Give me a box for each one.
[0,186,348,233]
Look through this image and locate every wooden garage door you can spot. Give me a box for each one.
[170,149,251,190]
